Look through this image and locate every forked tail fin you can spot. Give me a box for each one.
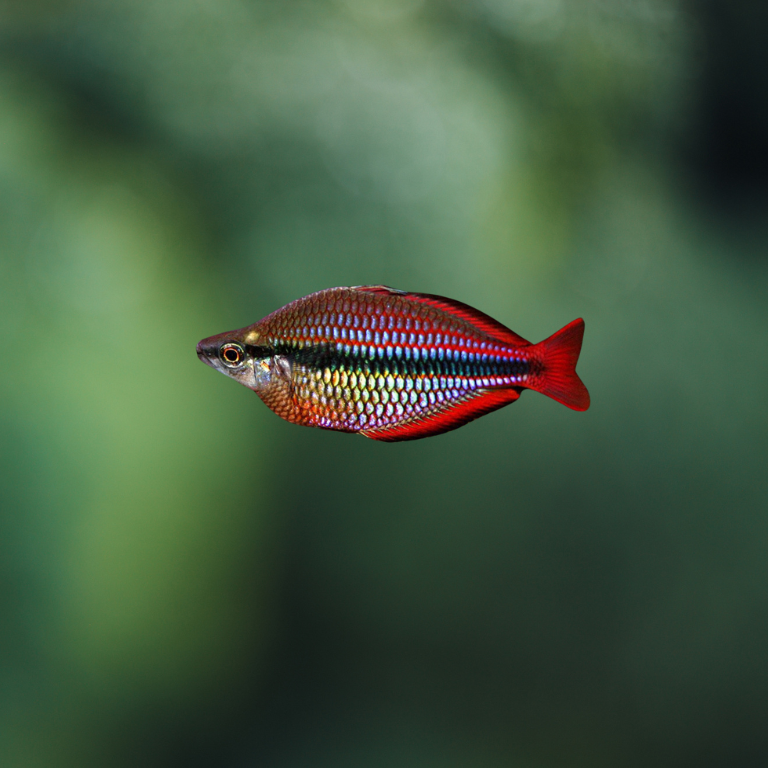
[532,319,590,411]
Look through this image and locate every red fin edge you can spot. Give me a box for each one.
[353,286,531,346]
[532,319,590,411]
[361,388,521,442]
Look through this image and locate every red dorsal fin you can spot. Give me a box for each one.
[361,387,521,442]
[353,286,531,346]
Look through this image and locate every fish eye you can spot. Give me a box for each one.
[220,343,245,367]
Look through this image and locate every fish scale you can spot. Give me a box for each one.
[197,286,589,441]
[276,334,530,434]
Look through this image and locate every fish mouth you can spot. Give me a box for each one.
[196,339,218,369]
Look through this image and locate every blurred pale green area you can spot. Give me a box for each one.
[0,1,767,766]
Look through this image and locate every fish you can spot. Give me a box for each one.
[196,286,589,441]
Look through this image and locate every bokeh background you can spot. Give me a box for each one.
[1,1,767,766]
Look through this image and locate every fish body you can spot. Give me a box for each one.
[196,286,589,441]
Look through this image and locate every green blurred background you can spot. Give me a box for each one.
[1,1,767,766]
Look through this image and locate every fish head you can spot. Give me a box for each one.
[196,327,288,393]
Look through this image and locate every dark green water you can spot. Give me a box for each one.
[1,2,767,766]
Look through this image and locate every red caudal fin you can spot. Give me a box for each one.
[532,319,590,411]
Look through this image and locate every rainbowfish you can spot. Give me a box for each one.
[196,286,589,441]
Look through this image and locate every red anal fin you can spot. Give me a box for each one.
[361,387,521,442]
[353,286,531,347]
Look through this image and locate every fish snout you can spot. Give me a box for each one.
[196,338,218,368]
